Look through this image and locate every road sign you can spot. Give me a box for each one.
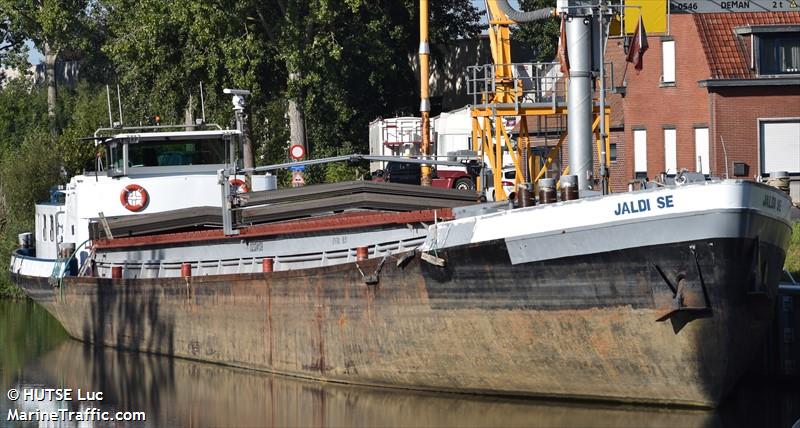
[288,164,306,172]
[290,144,305,160]
[291,171,305,187]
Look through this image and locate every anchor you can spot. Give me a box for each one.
[655,245,713,322]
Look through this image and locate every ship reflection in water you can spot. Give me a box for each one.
[0,301,798,428]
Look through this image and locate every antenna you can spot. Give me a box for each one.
[720,136,730,179]
[105,85,113,127]
[116,84,124,127]
[200,82,206,123]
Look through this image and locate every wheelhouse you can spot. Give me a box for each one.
[99,129,241,177]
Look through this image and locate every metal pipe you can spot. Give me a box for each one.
[566,15,594,192]
[105,85,113,127]
[116,84,124,126]
[539,178,557,204]
[598,3,609,195]
[494,0,554,22]
[419,0,432,186]
[598,4,613,195]
[200,82,206,123]
[560,174,579,200]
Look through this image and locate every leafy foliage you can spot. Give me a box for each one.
[786,222,800,278]
[513,0,561,62]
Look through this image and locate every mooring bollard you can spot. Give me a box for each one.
[539,178,557,204]
[111,266,122,279]
[356,246,369,261]
[262,257,274,273]
[560,175,579,201]
[181,262,192,278]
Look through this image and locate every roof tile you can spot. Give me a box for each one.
[694,12,800,79]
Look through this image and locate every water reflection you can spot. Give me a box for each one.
[1,300,798,428]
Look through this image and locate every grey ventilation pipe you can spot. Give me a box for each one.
[495,0,555,22]
[566,16,594,192]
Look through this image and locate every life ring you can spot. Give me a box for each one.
[230,178,249,193]
[120,184,149,212]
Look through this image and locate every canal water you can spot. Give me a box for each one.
[1,299,799,428]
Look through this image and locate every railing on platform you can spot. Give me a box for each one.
[467,61,619,111]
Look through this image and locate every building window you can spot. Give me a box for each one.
[664,129,677,175]
[662,40,676,84]
[609,143,617,162]
[694,128,710,175]
[758,34,800,75]
[634,129,647,175]
[760,119,800,175]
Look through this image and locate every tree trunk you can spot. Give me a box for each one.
[43,41,58,135]
[184,94,194,131]
[287,98,306,151]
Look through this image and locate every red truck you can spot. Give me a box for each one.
[371,162,475,191]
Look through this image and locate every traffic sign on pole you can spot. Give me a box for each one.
[291,171,306,187]
[290,145,305,160]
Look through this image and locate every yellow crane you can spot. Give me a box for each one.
[472,0,612,201]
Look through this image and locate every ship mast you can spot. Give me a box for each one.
[419,0,432,186]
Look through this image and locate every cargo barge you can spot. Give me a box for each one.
[7,0,796,408]
[9,171,793,406]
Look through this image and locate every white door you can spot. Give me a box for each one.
[694,128,710,175]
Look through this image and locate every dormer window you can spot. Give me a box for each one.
[758,34,800,75]
[736,25,800,76]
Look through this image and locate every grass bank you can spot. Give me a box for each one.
[786,222,800,278]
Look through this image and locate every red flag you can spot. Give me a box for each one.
[558,15,569,75]
[626,15,649,71]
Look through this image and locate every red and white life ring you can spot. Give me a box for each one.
[120,184,149,212]
[230,178,249,193]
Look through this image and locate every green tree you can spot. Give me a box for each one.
[0,0,98,133]
[252,0,480,174]
[100,0,479,181]
[513,0,560,62]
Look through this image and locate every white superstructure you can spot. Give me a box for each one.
[26,127,275,268]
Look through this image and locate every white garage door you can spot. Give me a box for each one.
[761,120,800,175]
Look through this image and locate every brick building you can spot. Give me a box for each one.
[607,11,800,201]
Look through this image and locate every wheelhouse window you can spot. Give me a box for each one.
[128,138,227,167]
[758,34,800,75]
[106,142,124,177]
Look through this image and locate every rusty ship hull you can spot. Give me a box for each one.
[10,181,795,407]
